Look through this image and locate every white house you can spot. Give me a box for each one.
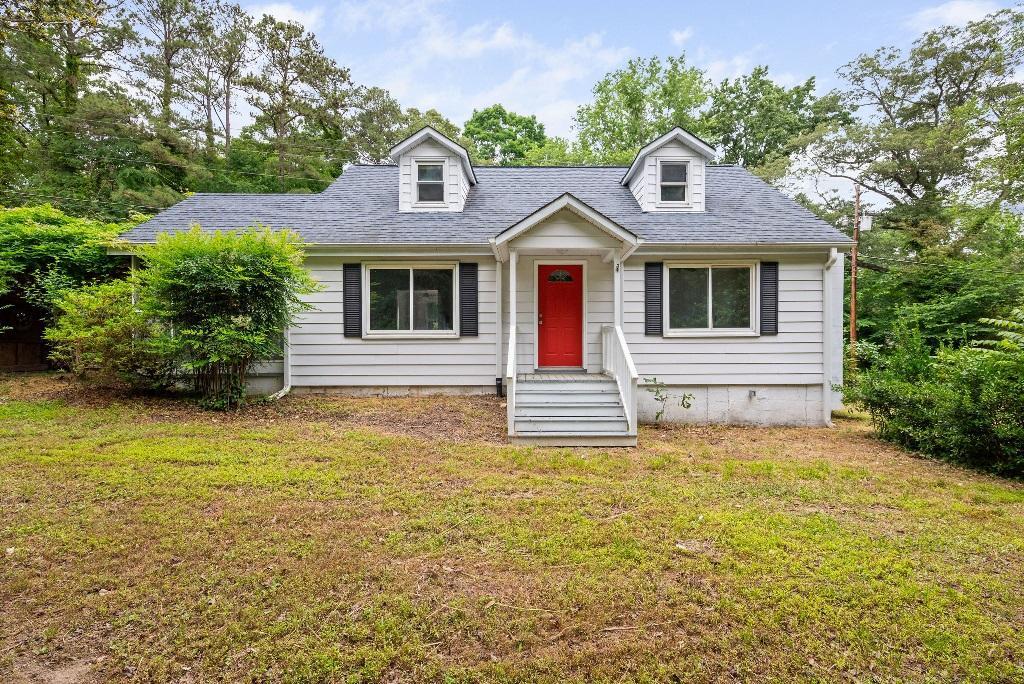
[121,126,852,446]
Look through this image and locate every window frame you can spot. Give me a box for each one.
[662,261,760,337]
[657,159,690,206]
[413,158,448,206]
[362,262,460,339]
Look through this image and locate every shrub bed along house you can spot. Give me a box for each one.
[46,225,318,409]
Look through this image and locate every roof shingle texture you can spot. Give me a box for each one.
[120,165,852,246]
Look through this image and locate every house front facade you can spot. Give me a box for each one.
[122,126,852,446]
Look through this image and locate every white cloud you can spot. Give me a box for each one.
[905,0,1000,31]
[336,0,442,34]
[341,3,631,137]
[670,27,693,47]
[246,2,325,30]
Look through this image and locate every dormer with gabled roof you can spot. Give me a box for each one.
[620,127,715,213]
[389,126,477,213]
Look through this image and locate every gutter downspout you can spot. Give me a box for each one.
[268,327,292,401]
[821,248,839,427]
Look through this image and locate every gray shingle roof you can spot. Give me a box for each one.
[119,165,852,246]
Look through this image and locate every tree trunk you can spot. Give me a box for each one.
[224,79,232,155]
[204,93,215,152]
[276,115,285,191]
[161,67,173,125]
[62,26,80,112]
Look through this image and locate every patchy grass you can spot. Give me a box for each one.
[1,374,1023,683]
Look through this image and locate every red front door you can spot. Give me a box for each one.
[537,264,584,368]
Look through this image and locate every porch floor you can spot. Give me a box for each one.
[517,372,613,382]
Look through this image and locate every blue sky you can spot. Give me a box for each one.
[243,0,1012,138]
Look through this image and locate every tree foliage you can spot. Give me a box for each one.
[799,9,1024,231]
[464,104,546,165]
[574,55,710,164]
[0,204,135,327]
[704,66,842,174]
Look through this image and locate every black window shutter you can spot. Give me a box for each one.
[459,262,478,336]
[760,261,779,336]
[343,263,362,338]
[644,262,663,336]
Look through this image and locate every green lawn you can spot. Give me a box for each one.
[2,374,1023,683]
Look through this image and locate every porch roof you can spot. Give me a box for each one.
[490,193,639,261]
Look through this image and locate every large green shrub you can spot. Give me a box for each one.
[0,205,137,321]
[137,226,318,409]
[45,279,175,390]
[845,315,1024,476]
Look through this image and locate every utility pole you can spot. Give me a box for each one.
[849,183,860,363]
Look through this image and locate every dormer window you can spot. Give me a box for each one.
[659,161,688,203]
[415,161,445,204]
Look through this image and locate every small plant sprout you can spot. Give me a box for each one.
[644,376,694,422]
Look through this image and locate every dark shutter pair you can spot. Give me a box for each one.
[342,262,478,337]
[643,261,778,336]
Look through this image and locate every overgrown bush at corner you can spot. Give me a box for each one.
[0,205,139,323]
[845,317,1024,476]
[45,279,176,390]
[138,226,318,409]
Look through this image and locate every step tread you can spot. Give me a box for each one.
[516,413,626,419]
[513,431,634,437]
[516,401,623,407]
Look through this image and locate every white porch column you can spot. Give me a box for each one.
[613,253,623,327]
[494,260,502,383]
[508,250,518,349]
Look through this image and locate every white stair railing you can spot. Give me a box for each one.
[601,324,639,435]
[505,322,517,436]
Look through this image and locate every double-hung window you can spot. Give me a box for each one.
[659,161,689,203]
[415,161,445,204]
[666,263,756,335]
[366,264,456,335]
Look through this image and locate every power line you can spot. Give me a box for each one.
[0,188,164,212]
[859,253,1024,277]
[40,146,341,186]
[30,111,373,159]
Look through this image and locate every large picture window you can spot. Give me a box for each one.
[367,265,455,334]
[666,264,754,333]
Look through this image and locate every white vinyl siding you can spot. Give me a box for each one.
[398,139,468,212]
[623,257,824,384]
[629,139,706,212]
[289,256,496,387]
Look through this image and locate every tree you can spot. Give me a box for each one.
[799,8,1024,236]
[130,0,198,128]
[241,16,352,189]
[574,55,710,164]
[398,107,461,140]
[521,136,590,166]
[463,104,546,165]
[704,66,841,174]
[208,1,251,155]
